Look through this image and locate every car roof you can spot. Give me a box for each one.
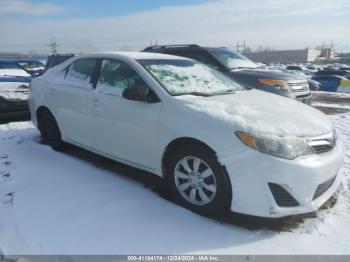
[85,51,192,61]
[144,45,227,52]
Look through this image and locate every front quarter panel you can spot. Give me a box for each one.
[156,97,246,175]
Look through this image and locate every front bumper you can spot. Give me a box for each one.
[219,138,344,218]
[0,98,29,119]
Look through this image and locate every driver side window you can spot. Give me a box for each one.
[97,59,146,95]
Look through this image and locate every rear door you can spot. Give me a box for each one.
[51,58,98,147]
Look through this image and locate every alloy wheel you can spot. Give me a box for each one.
[174,156,217,205]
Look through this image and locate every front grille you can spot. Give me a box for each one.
[295,93,311,99]
[307,131,337,154]
[288,80,309,92]
[268,183,299,207]
[311,144,334,154]
[313,176,336,200]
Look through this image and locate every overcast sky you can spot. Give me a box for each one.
[1,0,349,54]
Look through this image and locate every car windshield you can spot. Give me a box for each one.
[138,59,244,96]
[208,48,258,70]
[17,61,44,70]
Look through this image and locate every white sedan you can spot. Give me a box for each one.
[29,52,344,217]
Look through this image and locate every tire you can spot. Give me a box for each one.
[37,109,64,150]
[166,144,232,216]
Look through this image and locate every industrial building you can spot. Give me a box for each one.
[245,48,335,64]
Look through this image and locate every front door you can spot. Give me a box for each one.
[92,59,162,170]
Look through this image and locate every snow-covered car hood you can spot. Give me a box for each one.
[177,89,333,137]
[0,82,29,101]
[230,68,306,81]
[0,69,31,77]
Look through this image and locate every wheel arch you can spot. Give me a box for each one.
[161,137,217,178]
[36,106,52,119]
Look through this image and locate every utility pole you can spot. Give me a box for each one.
[47,38,58,55]
[236,40,246,53]
[150,40,158,47]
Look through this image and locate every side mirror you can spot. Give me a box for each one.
[33,71,44,77]
[122,85,159,103]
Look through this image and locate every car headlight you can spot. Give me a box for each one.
[235,131,313,160]
[258,79,289,91]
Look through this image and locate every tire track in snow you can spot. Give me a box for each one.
[0,171,12,184]
[0,193,14,207]
[0,154,15,208]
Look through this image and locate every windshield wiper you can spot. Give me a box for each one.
[174,92,213,97]
[175,89,237,97]
[229,66,257,70]
[210,89,237,96]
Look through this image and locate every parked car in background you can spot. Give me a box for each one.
[0,60,31,118]
[29,52,343,218]
[315,69,350,79]
[307,78,321,91]
[282,69,318,92]
[45,54,75,71]
[285,65,312,75]
[312,75,350,93]
[0,60,32,77]
[15,60,45,76]
[305,65,320,73]
[143,45,312,104]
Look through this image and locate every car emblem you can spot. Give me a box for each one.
[329,130,337,147]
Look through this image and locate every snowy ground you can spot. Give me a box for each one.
[312,91,350,114]
[0,112,349,255]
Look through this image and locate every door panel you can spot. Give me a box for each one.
[92,59,162,169]
[52,58,97,147]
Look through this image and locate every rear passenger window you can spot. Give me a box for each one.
[65,59,97,88]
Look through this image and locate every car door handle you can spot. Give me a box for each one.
[48,88,55,95]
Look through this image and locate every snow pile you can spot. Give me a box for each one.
[312,91,350,102]
[0,113,349,255]
[312,101,350,110]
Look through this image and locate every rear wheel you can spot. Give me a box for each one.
[166,144,231,216]
[37,109,63,150]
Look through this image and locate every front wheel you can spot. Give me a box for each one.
[166,145,232,216]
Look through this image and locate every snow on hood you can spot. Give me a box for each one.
[177,90,333,137]
[0,69,31,77]
[0,82,29,101]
